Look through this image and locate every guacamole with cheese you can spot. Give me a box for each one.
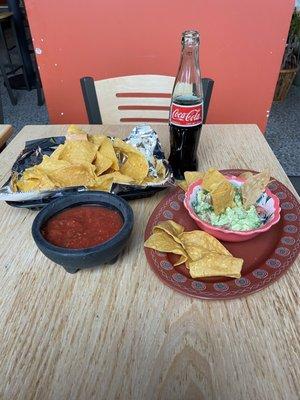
[193,188,262,231]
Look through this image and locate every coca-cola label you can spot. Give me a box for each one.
[170,102,203,127]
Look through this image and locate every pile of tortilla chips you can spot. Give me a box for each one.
[14,125,167,193]
[178,168,270,211]
[144,220,243,278]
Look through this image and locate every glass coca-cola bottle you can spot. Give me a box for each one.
[169,30,203,179]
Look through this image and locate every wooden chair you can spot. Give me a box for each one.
[80,75,214,124]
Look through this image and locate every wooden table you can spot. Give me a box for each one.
[0,124,12,148]
[0,124,299,400]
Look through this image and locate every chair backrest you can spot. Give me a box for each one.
[80,74,214,125]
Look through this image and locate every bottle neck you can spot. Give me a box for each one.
[173,42,202,100]
[181,43,199,65]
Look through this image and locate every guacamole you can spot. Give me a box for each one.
[193,188,262,231]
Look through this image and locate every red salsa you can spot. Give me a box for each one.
[42,205,123,249]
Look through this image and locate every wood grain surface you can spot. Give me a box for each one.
[0,125,13,148]
[0,124,299,400]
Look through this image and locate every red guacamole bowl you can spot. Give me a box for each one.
[184,175,281,242]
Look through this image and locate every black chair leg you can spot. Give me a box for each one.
[0,23,12,66]
[10,17,31,91]
[35,72,44,106]
[0,63,17,105]
[36,80,44,106]
[0,87,4,123]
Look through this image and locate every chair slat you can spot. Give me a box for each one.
[95,75,175,94]
[113,97,171,107]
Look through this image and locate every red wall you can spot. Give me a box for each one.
[25,0,294,131]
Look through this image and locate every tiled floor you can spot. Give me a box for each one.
[1,79,48,140]
[265,85,300,176]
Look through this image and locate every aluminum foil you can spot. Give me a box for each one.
[124,124,163,177]
[0,125,174,207]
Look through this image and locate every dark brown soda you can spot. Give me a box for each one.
[169,96,202,180]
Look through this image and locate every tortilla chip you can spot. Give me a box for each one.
[242,170,270,208]
[174,254,188,267]
[100,137,119,171]
[94,151,113,176]
[156,160,166,179]
[202,169,235,214]
[177,180,188,191]
[121,153,149,182]
[239,171,253,180]
[113,138,149,182]
[144,231,188,261]
[211,181,235,215]
[66,125,88,141]
[50,144,65,160]
[143,160,166,184]
[184,171,205,187]
[179,230,231,262]
[144,220,244,278]
[189,252,243,278]
[142,176,160,184]
[16,167,57,191]
[113,138,139,154]
[153,221,185,244]
[52,141,98,165]
[88,134,107,148]
[36,155,71,173]
[90,172,133,192]
[48,164,95,187]
[202,169,226,192]
[91,175,114,192]
[104,172,134,184]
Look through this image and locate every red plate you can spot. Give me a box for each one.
[144,170,300,300]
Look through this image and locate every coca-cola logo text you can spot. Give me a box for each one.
[170,103,203,127]
[172,108,201,122]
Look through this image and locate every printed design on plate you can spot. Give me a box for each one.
[160,260,173,270]
[266,258,282,268]
[191,281,206,291]
[252,269,268,279]
[283,225,297,233]
[281,202,294,210]
[235,277,250,287]
[275,247,290,257]
[255,192,275,224]
[177,193,186,202]
[268,182,278,191]
[172,273,187,283]
[276,191,287,200]
[155,251,165,257]
[170,201,180,211]
[213,282,229,292]
[281,236,296,246]
[284,213,297,222]
[146,180,300,300]
[163,210,174,219]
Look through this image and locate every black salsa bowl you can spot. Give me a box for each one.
[31,191,134,273]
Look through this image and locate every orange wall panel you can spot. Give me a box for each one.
[25,0,294,131]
